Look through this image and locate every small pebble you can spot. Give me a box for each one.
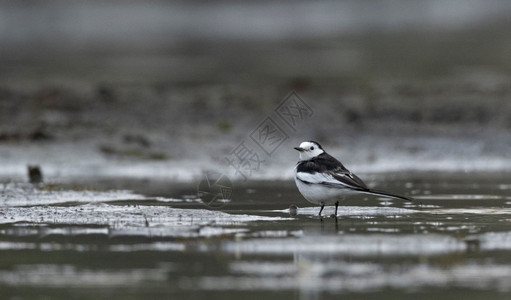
[289,205,298,217]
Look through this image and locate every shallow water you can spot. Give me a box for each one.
[1,172,511,299]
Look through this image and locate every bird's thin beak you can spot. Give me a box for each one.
[294,147,304,152]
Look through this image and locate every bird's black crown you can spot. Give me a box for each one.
[307,141,323,150]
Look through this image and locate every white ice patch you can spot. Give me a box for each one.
[194,263,511,292]
[469,231,511,251]
[425,208,511,215]
[415,194,503,200]
[275,205,419,216]
[0,264,170,288]
[0,183,145,207]
[221,234,466,256]
[0,203,292,238]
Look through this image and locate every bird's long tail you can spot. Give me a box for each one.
[363,189,414,202]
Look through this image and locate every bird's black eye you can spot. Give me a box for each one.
[310,146,314,150]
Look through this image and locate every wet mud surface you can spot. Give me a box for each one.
[1,172,511,299]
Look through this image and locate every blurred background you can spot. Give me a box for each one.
[1,0,511,182]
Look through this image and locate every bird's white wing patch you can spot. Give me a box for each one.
[296,171,354,188]
[296,172,323,184]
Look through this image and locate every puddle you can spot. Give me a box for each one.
[1,172,511,299]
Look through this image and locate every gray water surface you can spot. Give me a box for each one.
[1,172,511,299]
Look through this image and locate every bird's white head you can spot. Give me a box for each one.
[294,141,324,161]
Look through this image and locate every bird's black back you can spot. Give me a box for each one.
[297,152,346,173]
[296,149,413,201]
[297,152,369,190]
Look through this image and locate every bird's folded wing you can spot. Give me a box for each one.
[296,169,368,191]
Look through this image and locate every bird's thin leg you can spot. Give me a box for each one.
[318,204,325,217]
[334,201,339,217]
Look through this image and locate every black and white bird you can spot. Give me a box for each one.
[294,141,412,217]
